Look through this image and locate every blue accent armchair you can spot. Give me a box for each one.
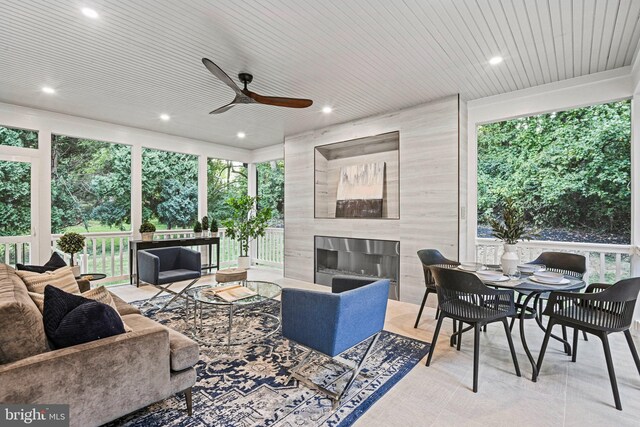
[138,247,202,312]
[281,277,389,405]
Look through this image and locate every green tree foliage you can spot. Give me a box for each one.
[222,195,272,256]
[0,126,36,236]
[257,160,284,226]
[51,135,131,233]
[142,148,198,229]
[207,159,247,221]
[478,100,631,240]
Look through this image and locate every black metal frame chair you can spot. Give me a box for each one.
[512,251,588,345]
[536,278,640,410]
[414,249,459,328]
[426,267,521,392]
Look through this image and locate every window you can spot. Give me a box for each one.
[142,148,198,229]
[207,159,247,222]
[51,135,131,233]
[257,160,284,227]
[0,125,38,149]
[0,160,31,236]
[477,100,631,244]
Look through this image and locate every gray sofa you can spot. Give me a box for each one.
[0,263,199,427]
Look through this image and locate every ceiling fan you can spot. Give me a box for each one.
[202,58,313,114]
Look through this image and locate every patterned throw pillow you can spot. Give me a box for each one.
[42,285,125,349]
[29,286,132,332]
[17,266,80,294]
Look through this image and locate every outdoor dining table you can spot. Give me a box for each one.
[479,271,585,382]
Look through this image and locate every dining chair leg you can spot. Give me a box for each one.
[426,315,445,366]
[414,289,429,328]
[451,318,458,347]
[510,293,524,331]
[536,319,555,373]
[457,321,463,351]
[572,328,579,362]
[561,326,571,356]
[435,307,440,320]
[501,318,521,377]
[623,329,640,375]
[600,333,622,410]
[472,323,481,393]
[582,331,588,341]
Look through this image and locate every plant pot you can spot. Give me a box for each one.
[211,231,218,237]
[501,243,519,276]
[71,265,81,278]
[141,232,154,242]
[194,232,202,238]
[237,256,251,270]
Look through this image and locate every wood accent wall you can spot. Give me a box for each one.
[284,95,461,304]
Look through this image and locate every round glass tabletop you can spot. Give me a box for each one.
[188,280,282,306]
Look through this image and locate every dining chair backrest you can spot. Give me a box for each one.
[430,266,515,321]
[527,251,586,279]
[545,277,640,332]
[417,249,460,286]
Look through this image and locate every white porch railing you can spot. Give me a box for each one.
[46,227,283,284]
[0,236,32,265]
[476,238,635,284]
[255,227,284,268]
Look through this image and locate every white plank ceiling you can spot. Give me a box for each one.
[0,0,639,149]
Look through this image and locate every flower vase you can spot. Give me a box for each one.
[501,243,519,276]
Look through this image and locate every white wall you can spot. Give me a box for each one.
[284,95,461,304]
[0,102,251,264]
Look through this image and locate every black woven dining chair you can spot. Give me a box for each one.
[414,249,459,328]
[536,277,640,411]
[513,251,588,343]
[426,267,521,392]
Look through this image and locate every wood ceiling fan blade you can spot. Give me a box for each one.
[245,91,313,108]
[202,58,242,95]
[209,101,237,114]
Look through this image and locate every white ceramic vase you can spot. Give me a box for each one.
[501,243,519,276]
[141,232,154,242]
[237,256,251,270]
[71,264,81,278]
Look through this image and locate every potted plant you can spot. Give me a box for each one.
[201,216,209,237]
[222,195,272,269]
[57,232,86,277]
[210,218,219,237]
[139,221,156,241]
[193,220,203,237]
[488,198,530,275]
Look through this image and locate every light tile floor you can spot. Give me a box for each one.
[110,268,640,427]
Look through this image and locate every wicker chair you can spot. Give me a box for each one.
[426,267,521,392]
[414,249,459,328]
[536,278,640,410]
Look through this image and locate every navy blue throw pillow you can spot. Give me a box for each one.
[43,285,125,349]
[17,252,67,273]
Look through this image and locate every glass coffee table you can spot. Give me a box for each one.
[186,280,282,346]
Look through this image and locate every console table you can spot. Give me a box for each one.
[129,236,221,287]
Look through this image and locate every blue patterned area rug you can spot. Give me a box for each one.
[110,299,429,427]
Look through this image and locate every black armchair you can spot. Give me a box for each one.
[536,277,640,410]
[138,247,202,312]
[414,249,459,328]
[426,267,520,392]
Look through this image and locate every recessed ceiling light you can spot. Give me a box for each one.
[81,7,99,19]
[322,106,333,114]
[42,86,55,94]
[237,132,246,139]
[160,113,170,121]
[489,56,503,65]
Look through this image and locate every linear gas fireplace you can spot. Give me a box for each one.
[315,235,400,300]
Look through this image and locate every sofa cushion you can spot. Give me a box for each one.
[43,285,125,349]
[16,266,80,294]
[0,263,49,364]
[16,252,67,273]
[29,286,133,332]
[110,292,142,316]
[122,313,199,371]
